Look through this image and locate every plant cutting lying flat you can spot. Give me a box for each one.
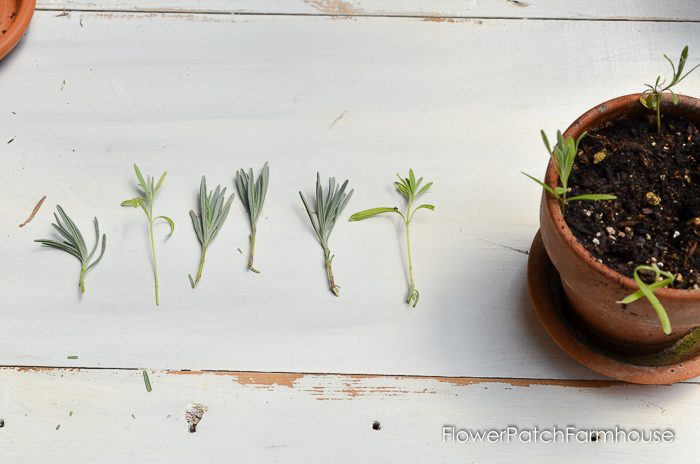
[121,164,174,306]
[522,130,617,211]
[235,162,269,273]
[189,176,234,288]
[35,205,106,294]
[299,173,353,297]
[640,45,699,133]
[618,265,675,335]
[350,169,433,308]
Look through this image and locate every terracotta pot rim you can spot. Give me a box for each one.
[0,0,36,61]
[545,92,700,300]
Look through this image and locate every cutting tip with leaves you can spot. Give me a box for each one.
[189,176,235,288]
[349,169,434,307]
[121,164,173,305]
[35,205,107,295]
[523,130,617,212]
[618,264,675,335]
[640,45,699,133]
[300,173,353,297]
[235,162,269,274]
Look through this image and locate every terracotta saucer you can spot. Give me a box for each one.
[528,230,700,384]
[0,0,35,61]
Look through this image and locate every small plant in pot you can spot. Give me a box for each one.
[526,46,700,383]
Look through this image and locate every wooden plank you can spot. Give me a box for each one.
[2,12,700,379]
[34,0,700,21]
[0,367,695,462]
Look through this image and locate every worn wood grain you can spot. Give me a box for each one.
[3,7,700,463]
[2,11,700,380]
[33,0,700,21]
[0,367,695,462]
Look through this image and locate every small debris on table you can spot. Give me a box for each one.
[185,403,206,433]
[142,370,152,392]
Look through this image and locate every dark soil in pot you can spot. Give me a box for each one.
[565,111,700,289]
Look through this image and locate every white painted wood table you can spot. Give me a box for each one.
[2,1,700,462]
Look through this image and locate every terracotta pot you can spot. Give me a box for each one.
[0,0,35,61]
[539,93,700,354]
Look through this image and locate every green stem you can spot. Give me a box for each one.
[190,247,207,288]
[324,245,339,297]
[148,205,160,306]
[248,226,260,274]
[405,202,419,307]
[656,100,661,134]
[561,187,567,209]
[79,266,86,294]
[406,220,414,291]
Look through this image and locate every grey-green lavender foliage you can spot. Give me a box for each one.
[299,173,353,297]
[188,176,234,288]
[35,205,106,294]
[235,162,269,273]
[121,164,174,306]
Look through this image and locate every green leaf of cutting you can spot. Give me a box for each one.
[349,207,401,221]
[155,215,175,237]
[567,193,617,202]
[618,265,674,335]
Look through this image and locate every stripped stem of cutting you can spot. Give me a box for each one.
[235,162,269,273]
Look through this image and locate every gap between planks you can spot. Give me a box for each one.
[33,7,700,24]
[2,365,697,389]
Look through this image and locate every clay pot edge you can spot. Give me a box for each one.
[544,92,700,301]
[0,0,36,61]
